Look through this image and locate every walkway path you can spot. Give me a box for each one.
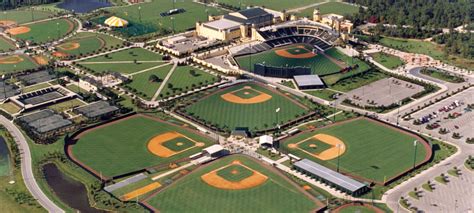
[79,61,168,65]
[0,116,64,212]
[127,62,172,77]
[151,62,177,101]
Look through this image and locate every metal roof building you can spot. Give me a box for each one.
[293,75,325,90]
[294,159,368,196]
[74,101,119,119]
[18,109,73,134]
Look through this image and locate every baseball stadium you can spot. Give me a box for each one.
[282,117,432,185]
[183,82,311,132]
[142,155,325,212]
[67,114,215,178]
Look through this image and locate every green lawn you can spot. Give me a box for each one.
[0,9,53,24]
[104,0,224,36]
[379,37,444,60]
[282,118,429,183]
[185,82,308,132]
[0,55,39,74]
[236,44,342,76]
[71,115,214,177]
[299,2,361,17]
[419,68,465,83]
[13,18,74,44]
[126,64,173,99]
[55,32,124,57]
[145,155,321,213]
[159,66,218,99]
[81,48,162,62]
[80,62,165,74]
[304,89,338,101]
[22,82,51,93]
[338,205,378,213]
[328,70,388,92]
[216,0,326,11]
[369,52,405,69]
[0,36,16,52]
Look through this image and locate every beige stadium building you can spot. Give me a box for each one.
[196,7,285,41]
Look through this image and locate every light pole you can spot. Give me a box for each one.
[412,140,418,169]
[397,100,402,125]
[138,6,142,22]
[171,16,175,33]
[56,22,60,39]
[336,143,341,172]
[275,107,280,133]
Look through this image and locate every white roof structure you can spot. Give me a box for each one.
[203,144,224,155]
[293,75,325,87]
[104,16,128,27]
[203,19,241,31]
[259,135,273,145]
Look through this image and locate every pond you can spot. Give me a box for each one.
[57,0,112,13]
[0,136,10,176]
[42,163,104,212]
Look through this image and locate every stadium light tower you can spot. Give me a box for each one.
[275,107,280,132]
[138,6,142,22]
[336,143,342,172]
[412,140,418,169]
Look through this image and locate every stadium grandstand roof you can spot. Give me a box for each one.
[203,19,241,31]
[224,7,273,25]
[74,101,119,118]
[293,75,324,87]
[18,109,72,133]
[294,159,366,193]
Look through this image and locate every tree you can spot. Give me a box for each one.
[148,74,161,83]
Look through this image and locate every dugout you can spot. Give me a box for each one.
[253,63,311,78]
[293,75,325,90]
[294,159,368,196]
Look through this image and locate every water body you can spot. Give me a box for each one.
[57,0,112,13]
[42,163,104,213]
[0,136,10,176]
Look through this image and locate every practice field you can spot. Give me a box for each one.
[0,36,16,52]
[282,118,431,184]
[104,0,224,36]
[185,82,309,131]
[236,44,342,76]
[0,55,39,74]
[69,114,214,178]
[0,10,53,25]
[143,155,323,212]
[8,18,75,44]
[78,48,166,74]
[158,66,218,99]
[54,32,124,57]
[369,52,405,69]
[125,64,173,99]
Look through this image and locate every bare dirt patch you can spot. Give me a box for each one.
[6,26,30,35]
[275,45,317,59]
[220,86,272,104]
[293,134,346,161]
[147,132,203,158]
[58,41,80,51]
[201,160,268,190]
[33,55,48,65]
[0,55,23,64]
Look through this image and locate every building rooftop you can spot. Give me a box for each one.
[18,109,72,133]
[293,74,324,87]
[294,159,366,192]
[203,19,241,31]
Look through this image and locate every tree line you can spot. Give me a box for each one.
[434,32,474,59]
[1,0,59,9]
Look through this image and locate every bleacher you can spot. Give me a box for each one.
[257,26,335,51]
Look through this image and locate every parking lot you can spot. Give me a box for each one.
[408,88,473,143]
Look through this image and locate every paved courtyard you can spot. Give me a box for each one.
[345,77,424,107]
[407,167,474,212]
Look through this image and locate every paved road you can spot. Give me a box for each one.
[0,116,64,213]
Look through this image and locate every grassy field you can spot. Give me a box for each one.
[217,0,325,11]
[145,155,321,212]
[304,89,338,101]
[126,64,173,99]
[22,82,51,93]
[185,82,309,131]
[337,204,380,213]
[0,9,53,24]
[420,68,465,83]
[79,48,165,74]
[71,115,214,177]
[236,44,342,76]
[0,36,16,52]
[298,2,361,17]
[0,54,39,74]
[282,118,429,183]
[369,52,405,69]
[54,32,124,57]
[104,0,224,36]
[47,99,85,113]
[12,18,75,44]
[0,102,21,114]
[329,70,388,92]
[159,66,218,99]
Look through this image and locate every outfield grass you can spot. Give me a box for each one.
[185,82,308,131]
[13,18,74,44]
[0,9,53,24]
[0,55,39,74]
[282,118,429,183]
[71,115,214,177]
[0,36,16,52]
[145,155,321,212]
[369,52,404,69]
[55,32,124,56]
[159,66,218,99]
[105,0,224,36]
[299,2,361,17]
[126,64,173,99]
[236,44,342,76]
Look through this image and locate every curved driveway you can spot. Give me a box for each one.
[0,115,64,212]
